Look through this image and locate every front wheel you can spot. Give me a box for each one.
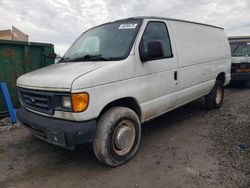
[205,80,224,109]
[93,107,141,167]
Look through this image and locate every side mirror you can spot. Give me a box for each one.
[139,41,164,62]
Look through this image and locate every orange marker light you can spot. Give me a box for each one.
[236,69,250,73]
[71,93,89,112]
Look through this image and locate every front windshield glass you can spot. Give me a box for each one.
[230,42,250,57]
[63,19,142,62]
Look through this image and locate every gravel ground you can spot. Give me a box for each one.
[210,85,250,187]
[0,118,20,131]
[0,86,249,188]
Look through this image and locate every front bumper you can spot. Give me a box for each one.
[231,72,250,81]
[17,107,96,150]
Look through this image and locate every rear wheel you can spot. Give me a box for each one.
[205,80,224,109]
[93,107,141,167]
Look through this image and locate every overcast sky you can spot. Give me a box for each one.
[0,0,249,55]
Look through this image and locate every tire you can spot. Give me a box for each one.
[93,107,141,167]
[205,80,224,109]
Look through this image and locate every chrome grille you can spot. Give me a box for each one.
[19,89,53,114]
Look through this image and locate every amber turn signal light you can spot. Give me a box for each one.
[71,93,89,112]
[236,69,250,73]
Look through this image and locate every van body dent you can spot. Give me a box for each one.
[17,17,231,166]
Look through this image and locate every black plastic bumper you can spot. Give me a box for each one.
[231,72,250,81]
[17,107,96,150]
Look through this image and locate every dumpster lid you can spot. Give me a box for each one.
[0,39,53,47]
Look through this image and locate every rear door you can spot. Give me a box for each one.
[136,20,179,120]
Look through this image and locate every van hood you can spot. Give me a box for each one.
[17,61,111,92]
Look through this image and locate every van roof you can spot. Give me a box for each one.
[113,16,224,30]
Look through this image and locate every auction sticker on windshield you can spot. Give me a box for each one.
[118,24,137,29]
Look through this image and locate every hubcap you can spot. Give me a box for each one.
[215,87,222,104]
[113,120,136,156]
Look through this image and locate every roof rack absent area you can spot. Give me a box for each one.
[113,16,224,30]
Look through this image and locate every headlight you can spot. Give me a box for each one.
[71,92,89,112]
[61,96,72,109]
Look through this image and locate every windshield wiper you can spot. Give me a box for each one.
[57,57,69,63]
[67,54,111,62]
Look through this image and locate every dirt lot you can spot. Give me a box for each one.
[0,86,249,188]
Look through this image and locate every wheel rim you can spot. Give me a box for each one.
[215,87,222,104]
[113,120,136,156]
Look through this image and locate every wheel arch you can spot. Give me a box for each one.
[216,72,226,85]
[98,97,142,121]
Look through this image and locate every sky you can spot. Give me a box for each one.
[0,0,249,55]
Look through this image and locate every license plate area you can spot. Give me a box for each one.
[47,130,66,146]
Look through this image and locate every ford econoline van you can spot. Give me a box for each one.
[228,36,250,85]
[16,17,231,166]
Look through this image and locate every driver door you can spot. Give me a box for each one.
[137,20,179,121]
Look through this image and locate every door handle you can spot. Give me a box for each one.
[174,71,178,81]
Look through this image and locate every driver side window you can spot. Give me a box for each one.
[140,21,173,59]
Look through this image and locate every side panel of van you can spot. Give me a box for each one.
[168,21,231,106]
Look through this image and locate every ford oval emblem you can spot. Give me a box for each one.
[30,98,35,103]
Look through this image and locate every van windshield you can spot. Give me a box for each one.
[230,42,250,57]
[63,19,142,62]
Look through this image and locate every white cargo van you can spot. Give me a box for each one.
[228,36,250,85]
[17,17,231,166]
